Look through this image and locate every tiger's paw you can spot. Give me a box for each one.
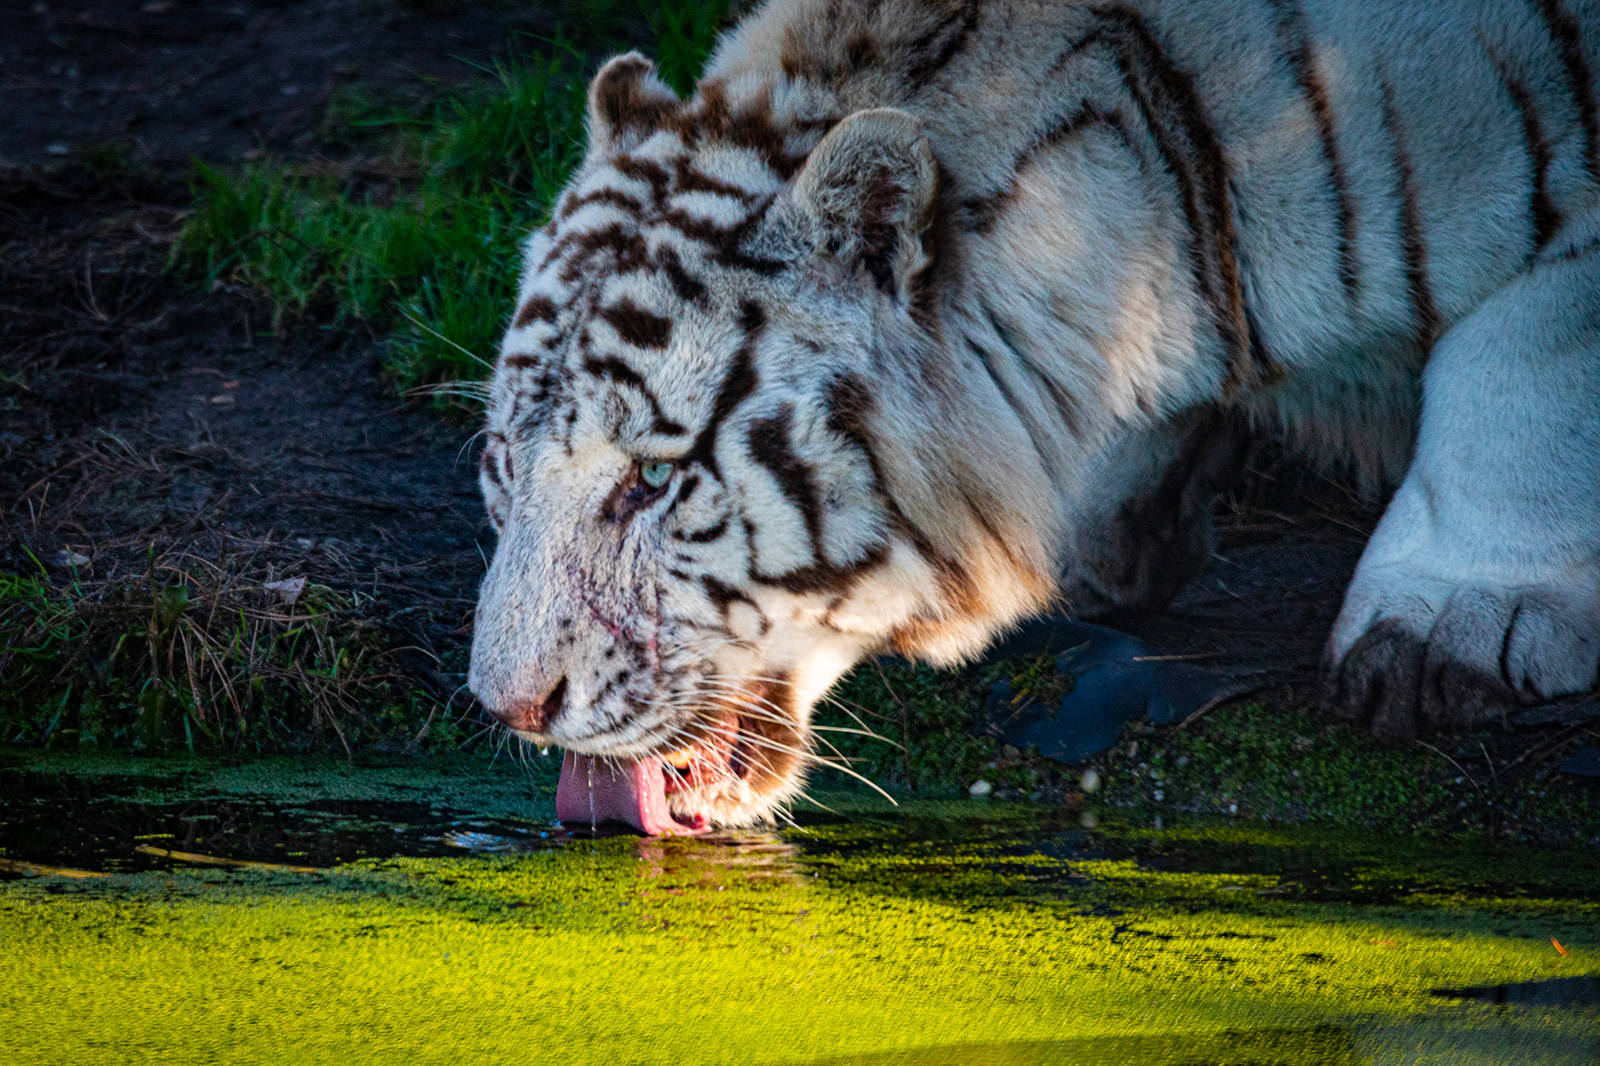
[1324,576,1600,741]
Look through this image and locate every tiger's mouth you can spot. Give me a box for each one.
[553,702,802,835]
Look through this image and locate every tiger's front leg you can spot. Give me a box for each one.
[1061,408,1252,619]
[1325,225,1600,740]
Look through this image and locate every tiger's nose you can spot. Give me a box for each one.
[489,677,568,734]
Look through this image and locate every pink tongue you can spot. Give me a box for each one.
[555,751,709,836]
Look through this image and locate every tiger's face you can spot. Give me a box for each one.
[468,57,1057,832]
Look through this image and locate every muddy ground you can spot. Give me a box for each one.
[0,0,563,167]
[2,1,1597,821]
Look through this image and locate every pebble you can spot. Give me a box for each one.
[50,550,90,569]
[1079,811,1098,829]
[1079,769,1101,794]
[968,779,992,798]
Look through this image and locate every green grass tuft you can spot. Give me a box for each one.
[178,2,730,393]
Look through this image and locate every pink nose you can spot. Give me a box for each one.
[489,677,568,734]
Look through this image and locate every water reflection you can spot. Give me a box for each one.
[812,1024,1600,1066]
[635,831,802,877]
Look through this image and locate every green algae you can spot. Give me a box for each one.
[2,754,1597,1065]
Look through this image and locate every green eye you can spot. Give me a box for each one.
[640,460,675,489]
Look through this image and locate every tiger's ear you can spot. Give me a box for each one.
[793,108,938,303]
[587,53,682,151]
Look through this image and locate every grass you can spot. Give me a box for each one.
[0,551,450,756]
[177,0,730,392]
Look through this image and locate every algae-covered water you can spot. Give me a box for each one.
[2,752,1597,1065]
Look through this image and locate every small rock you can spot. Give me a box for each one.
[1079,811,1098,829]
[50,550,90,569]
[968,779,993,798]
[1126,740,1139,758]
[1153,789,1164,801]
[263,576,307,605]
[294,537,316,550]
[1292,735,1314,753]
[1175,755,1190,768]
[1153,816,1163,829]
[1079,768,1101,794]
[45,143,70,157]
[1560,748,1600,779]
[209,394,235,405]
[1227,802,1239,815]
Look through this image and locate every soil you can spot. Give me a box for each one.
[2,1,1595,802]
[0,0,562,166]
[0,161,491,708]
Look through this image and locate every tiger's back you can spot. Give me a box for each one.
[711,0,1600,469]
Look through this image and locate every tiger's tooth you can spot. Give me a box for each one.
[663,748,695,769]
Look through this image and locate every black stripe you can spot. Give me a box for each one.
[1267,0,1359,303]
[685,302,765,478]
[675,518,729,543]
[658,202,787,276]
[976,300,1083,437]
[702,575,762,616]
[1379,77,1441,353]
[906,0,981,90]
[823,374,888,496]
[1487,45,1563,253]
[479,447,506,489]
[965,337,1025,414]
[958,103,1130,235]
[741,400,892,596]
[549,224,652,283]
[581,352,688,436]
[558,188,644,221]
[671,158,759,202]
[753,542,889,595]
[656,247,709,304]
[512,295,558,329]
[670,472,701,513]
[1545,233,1600,264]
[600,298,673,349]
[1079,7,1278,389]
[887,506,980,614]
[613,155,673,204]
[1530,0,1600,185]
[748,404,825,564]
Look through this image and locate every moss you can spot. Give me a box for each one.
[1080,702,1600,845]
[1,756,1596,1065]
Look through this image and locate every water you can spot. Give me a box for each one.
[2,752,1597,1065]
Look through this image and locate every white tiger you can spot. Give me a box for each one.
[467,0,1600,832]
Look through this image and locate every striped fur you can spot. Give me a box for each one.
[471,0,1600,825]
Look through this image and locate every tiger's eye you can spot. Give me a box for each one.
[640,460,675,489]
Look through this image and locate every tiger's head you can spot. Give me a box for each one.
[468,56,1058,833]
